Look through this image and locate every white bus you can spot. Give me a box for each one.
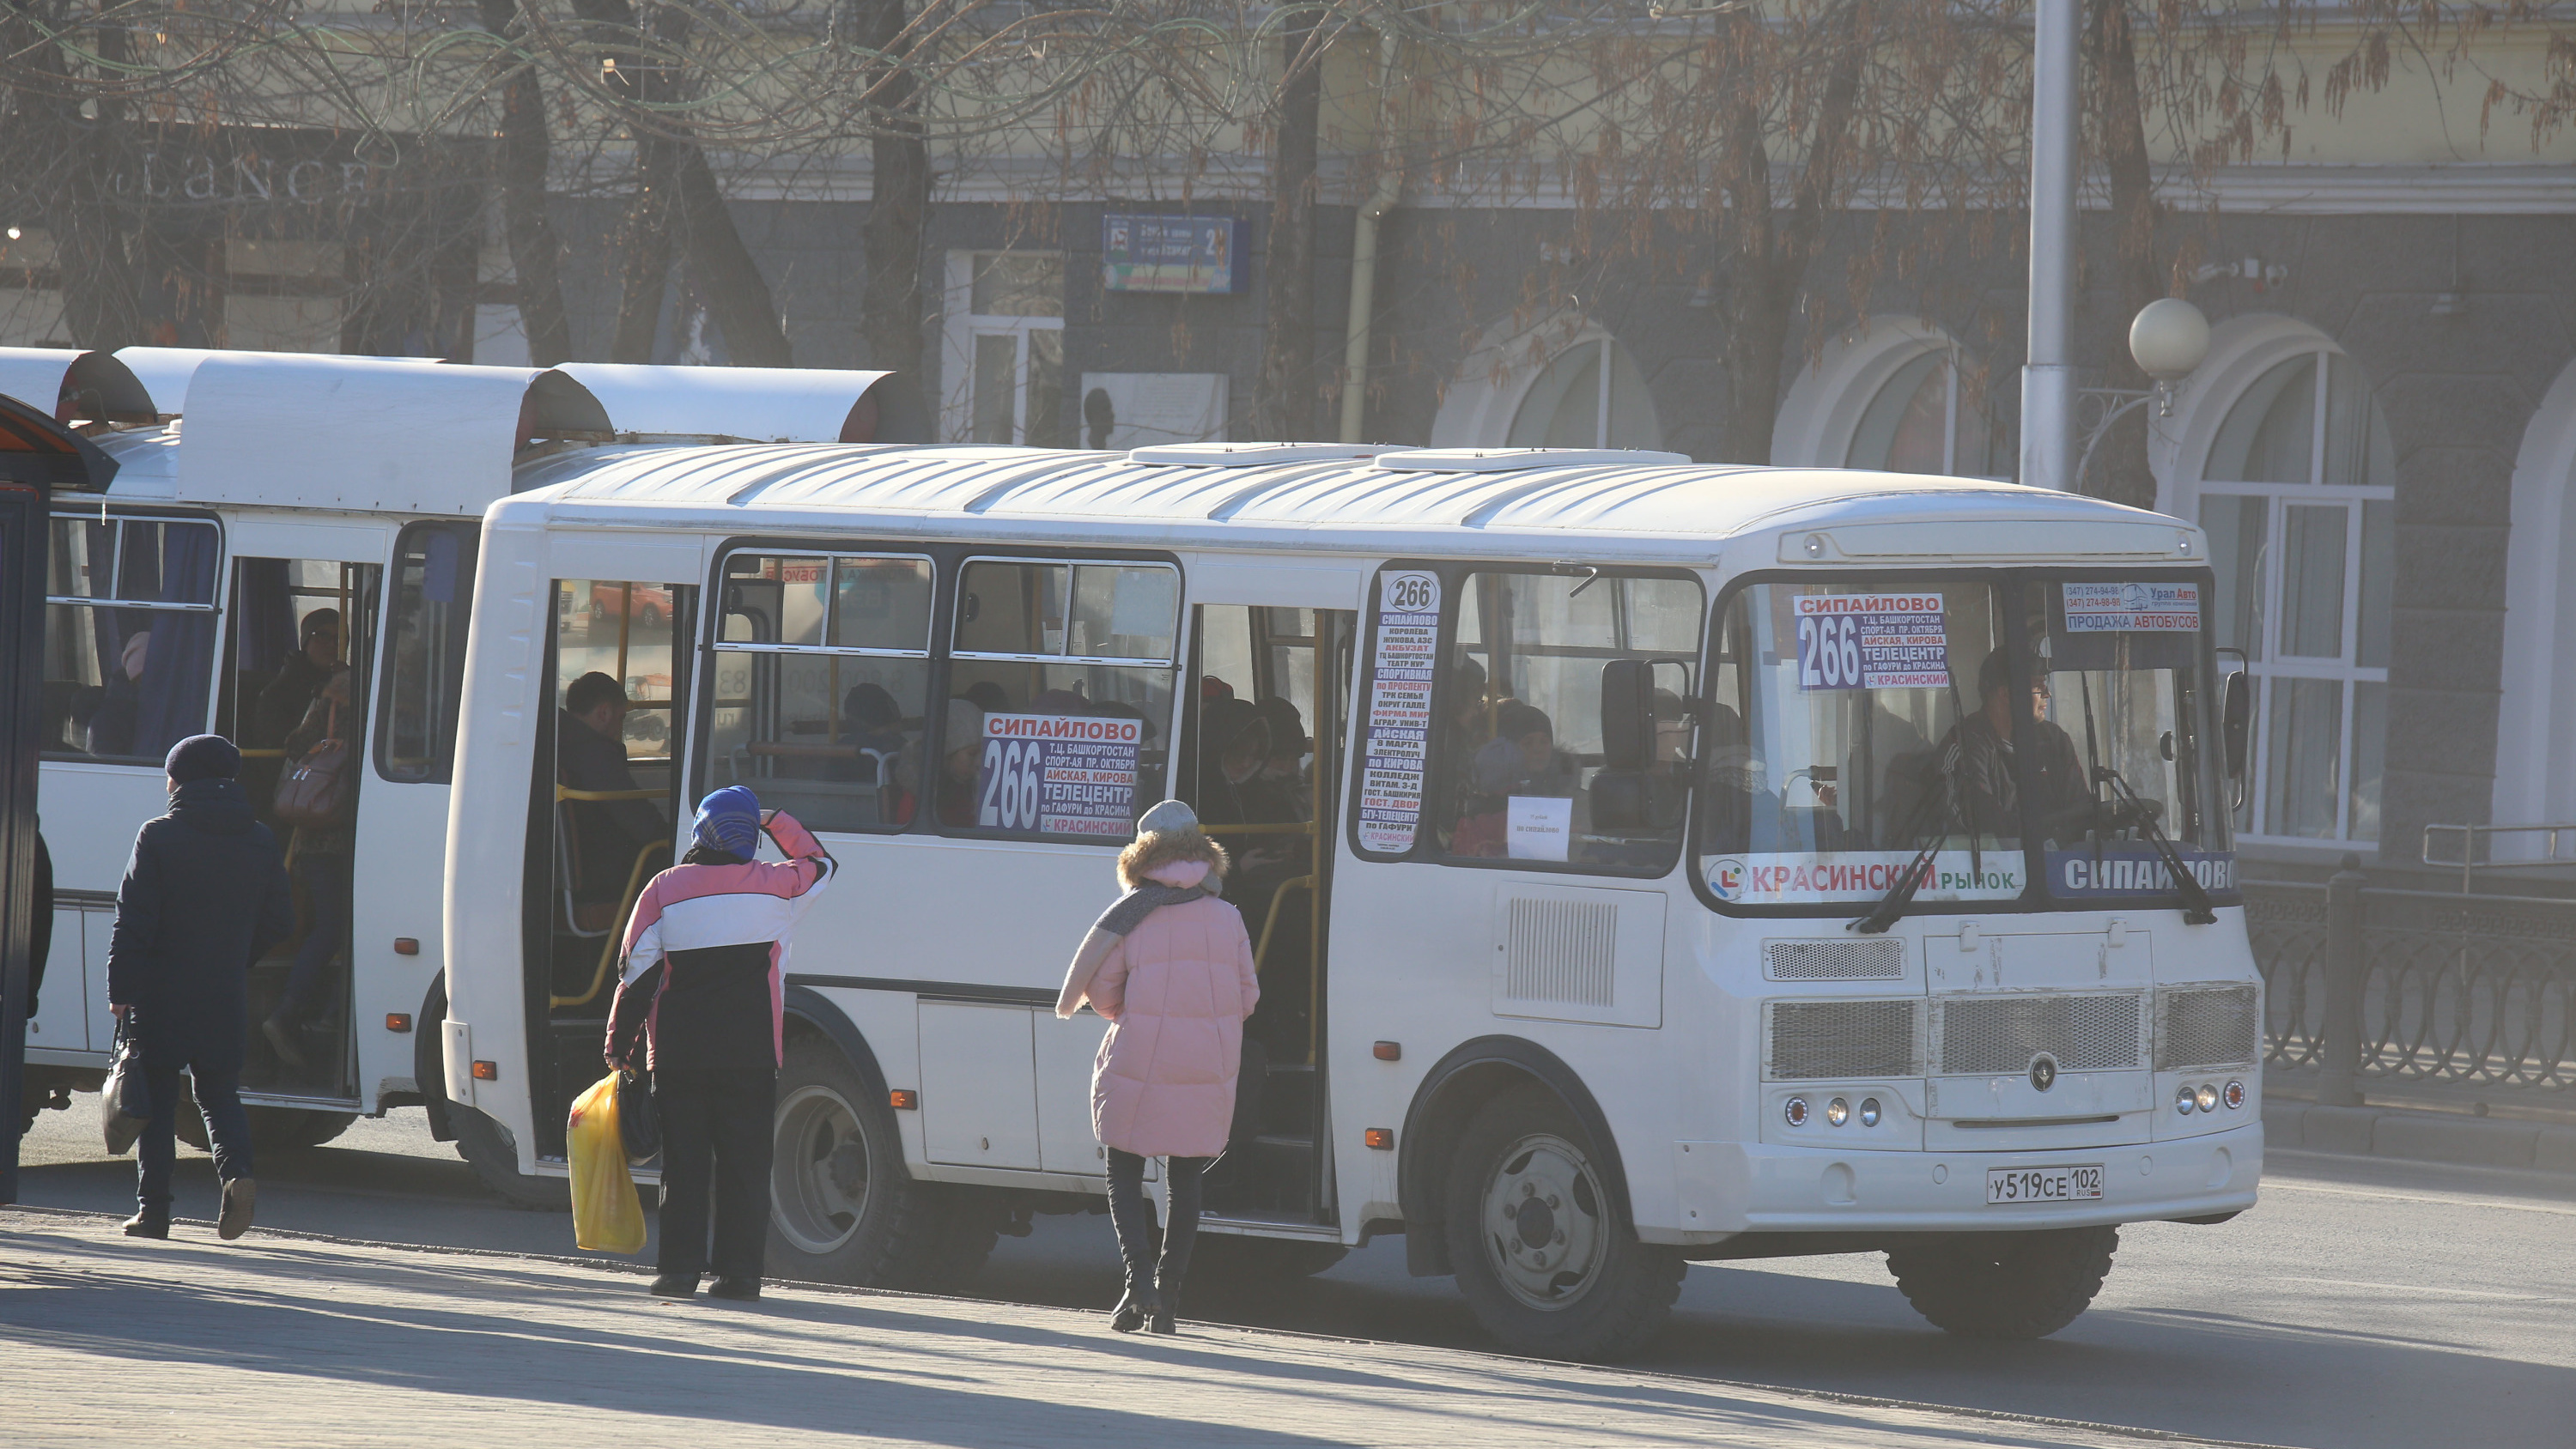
[440,439,2263,1360]
[3,345,892,1193]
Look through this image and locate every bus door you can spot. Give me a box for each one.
[1187,601,1356,1224]
[527,574,694,1160]
[216,532,387,1105]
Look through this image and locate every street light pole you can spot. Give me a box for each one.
[2020,0,2081,492]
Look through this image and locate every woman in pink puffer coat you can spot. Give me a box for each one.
[1055,799,1258,1334]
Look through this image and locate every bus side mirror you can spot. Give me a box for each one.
[2221,670,2251,779]
[1600,659,1655,773]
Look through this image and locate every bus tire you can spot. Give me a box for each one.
[1886,1226,2118,1340]
[1190,1234,1350,1283]
[453,1106,571,1210]
[174,1104,356,1154]
[769,1034,990,1289]
[1443,1082,1682,1362]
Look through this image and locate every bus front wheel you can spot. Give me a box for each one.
[1443,1082,1682,1362]
[769,1034,995,1290]
[1886,1226,2119,1339]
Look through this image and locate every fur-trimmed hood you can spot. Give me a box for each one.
[1118,828,1229,893]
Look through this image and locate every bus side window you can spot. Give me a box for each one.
[705,550,933,833]
[376,522,478,784]
[42,514,221,763]
[1443,569,1703,872]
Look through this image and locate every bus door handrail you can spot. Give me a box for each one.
[551,839,672,1008]
[553,785,665,942]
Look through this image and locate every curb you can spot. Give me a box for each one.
[2262,1100,2576,1174]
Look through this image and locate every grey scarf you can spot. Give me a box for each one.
[1054,879,1218,1018]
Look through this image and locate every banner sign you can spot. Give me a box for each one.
[1704,850,2025,906]
[1102,214,1245,294]
[1357,570,1440,854]
[2048,847,2236,898]
[2063,581,2201,633]
[1794,593,1949,691]
[975,712,1143,835]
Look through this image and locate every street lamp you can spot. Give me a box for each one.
[2073,297,2210,494]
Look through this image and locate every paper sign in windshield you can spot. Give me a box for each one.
[1794,594,1948,691]
[975,712,1142,835]
[1506,795,1573,862]
[2063,581,2201,633]
[1358,570,1440,854]
[1705,850,2024,906]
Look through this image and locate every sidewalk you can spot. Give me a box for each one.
[2261,1070,2576,1176]
[0,1206,2258,1449]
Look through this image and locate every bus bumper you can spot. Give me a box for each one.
[1664,1121,2262,1240]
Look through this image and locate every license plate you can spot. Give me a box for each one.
[1984,1164,2105,1204]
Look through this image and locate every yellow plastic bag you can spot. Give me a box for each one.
[568,1073,647,1254]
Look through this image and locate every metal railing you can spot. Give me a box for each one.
[2421,822,2576,894]
[2246,858,2576,1102]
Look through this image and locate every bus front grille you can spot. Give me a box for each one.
[1931,992,2143,1076]
[1763,999,1923,1080]
[2154,984,2261,1070]
[1765,938,1907,981]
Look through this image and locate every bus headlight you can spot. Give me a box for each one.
[2174,1085,2196,1115]
[1826,1097,1850,1127]
[2196,1083,2221,1113]
[1784,1096,1810,1127]
[1859,1097,1881,1128]
[2224,1080,2246,1110]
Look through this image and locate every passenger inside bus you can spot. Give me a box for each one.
[830,682,908,785]
[246,609,340,814]
[264,666,356,1070]
[559,671,667,925]
[891,698,985,828]
[1194,696,1273,829]
[1938,646,2090,842]
[1251,696,1310,822]
[1452,700,1587,858]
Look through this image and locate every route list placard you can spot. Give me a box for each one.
[1358,570,1440,853]
[975,712,1144,835]
[1794,593,1949,691]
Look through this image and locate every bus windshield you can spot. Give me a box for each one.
[1698,573,2231,912]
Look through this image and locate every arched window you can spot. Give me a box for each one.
[1843,349,2010,476]
[1504,336,1662,450]
[2196,343,2395,843]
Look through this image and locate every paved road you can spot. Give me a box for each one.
[15,1099,2573,1447]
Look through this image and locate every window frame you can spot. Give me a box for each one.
[2191,344,2395,846]
[1686,565,2239,920]
[1842,344,2011,482]
[704,546,938,835]
[688,538,1184,845]
[373,519,481,785]
[1344,558,1707,881]
[42,507,224,766]
[940,250,1068,447]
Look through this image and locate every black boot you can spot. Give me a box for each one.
[121,1210,169,1240]
[648,1273,699,1298]
[1147,1276,1179,1335]
[1109,1282,1153,1333]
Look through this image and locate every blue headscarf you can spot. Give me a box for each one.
[691,785,762,858]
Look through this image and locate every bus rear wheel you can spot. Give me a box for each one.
[1443,1083,1682,1362]
[768,1034,995,1290]
[1886,1226,2119,1339]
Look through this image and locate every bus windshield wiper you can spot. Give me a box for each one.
[2092,766,2218,925]
[1849,742,1961,936]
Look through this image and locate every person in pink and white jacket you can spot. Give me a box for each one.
[606,785,835,1302]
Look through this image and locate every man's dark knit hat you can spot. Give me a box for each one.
[164,734,241,785]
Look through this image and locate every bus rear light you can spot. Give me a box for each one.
[889,1089,919,1110]
[385,1014,413,1033]
[1364,1128,1394,1149]
[1783,1096,1809,1127]
[2224,1080,2246,1110]
[471,1060,498,1081]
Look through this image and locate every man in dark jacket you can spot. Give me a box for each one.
[107,735,295,1240]
[559,671,666,908]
